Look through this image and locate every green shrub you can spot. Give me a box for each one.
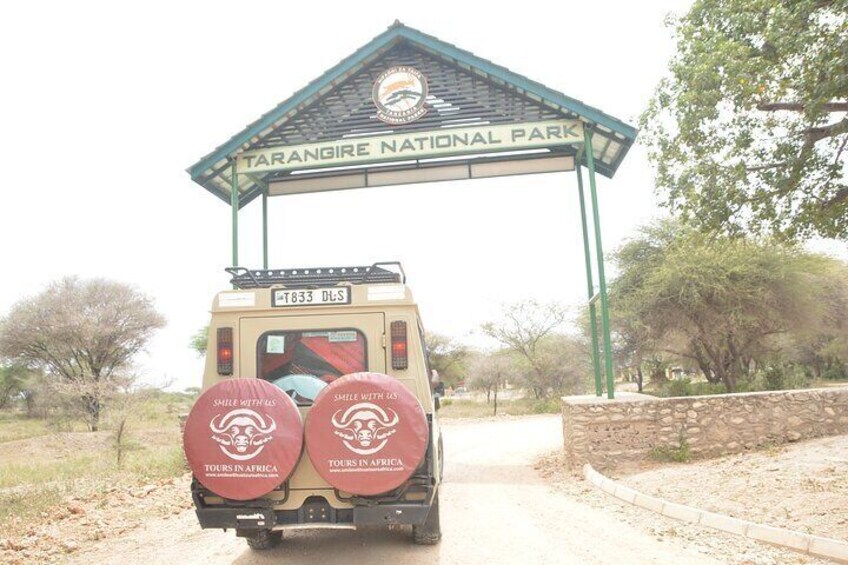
[690,382,726,395]
[823,365,847,380]
[764,365,785,391]
[531,398,561,414]
[756,364,810,391]
[666,378,693,397]
[650,439,691,463]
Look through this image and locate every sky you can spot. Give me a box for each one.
[2,0,841,391]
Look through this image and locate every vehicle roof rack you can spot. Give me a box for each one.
[226,262,405,290]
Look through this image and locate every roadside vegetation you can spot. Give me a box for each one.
[424,299,591,417]
[623,0,848,397]
[608,221,848,396]
[641,0,847,241]
[438,396,561,419]
[0,390,194,539]
[0,276,182,538]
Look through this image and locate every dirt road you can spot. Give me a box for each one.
[69,415,719,564]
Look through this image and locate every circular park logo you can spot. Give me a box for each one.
[372,66,428,125]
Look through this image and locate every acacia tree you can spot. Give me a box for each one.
[468,350,520,416]
[482,300,586,398]
[611,221,848,391]
[0,278,165,431]
[190,325,208,356]
[0,364,33,409]
[784,259,848,379]
[423,332,470,388]
[642,0,848,239]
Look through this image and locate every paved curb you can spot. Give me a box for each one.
[583,464,848,563]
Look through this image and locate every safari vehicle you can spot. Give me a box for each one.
[182,262,442,550]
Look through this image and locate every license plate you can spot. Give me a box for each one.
[272,287,350,307]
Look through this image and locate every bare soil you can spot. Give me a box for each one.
[616,435,848,541]
[2,416,843,564]
[539,435,848,564]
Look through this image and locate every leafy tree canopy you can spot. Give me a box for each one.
[0,277,165,430]
[642,0,848,239]
[610,220,848,391]
[423,332,470,388]
[482,300,588,397]
[190,325,208,357]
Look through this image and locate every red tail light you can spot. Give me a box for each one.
[391,321,408,370]
[217,327,234,375]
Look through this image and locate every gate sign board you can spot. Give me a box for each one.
[187,23,638,207]
[237,119,583,174]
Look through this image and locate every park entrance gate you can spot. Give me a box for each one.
[187,22,638,399]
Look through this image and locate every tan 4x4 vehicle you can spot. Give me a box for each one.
[182,263,442,550]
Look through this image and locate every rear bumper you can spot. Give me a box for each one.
[353,503,431,526]
[194,499,432,531]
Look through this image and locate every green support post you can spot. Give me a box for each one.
[262,189,269,269]
[584,129,615,399]
[231,161,239,269]
[576,163,603,397]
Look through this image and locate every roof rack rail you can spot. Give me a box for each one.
[226,262,405,290]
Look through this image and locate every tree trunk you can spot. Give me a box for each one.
[720,356,739,393]
[86,395,101,432]
[24,392,36,417]
[701,365,719,383]
[725,372,738,393]
[636,366,644,393]
[692,341,720,383]
[493,380,498,416]
[650,369,667,384]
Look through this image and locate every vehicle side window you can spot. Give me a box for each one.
[257,329,367,405]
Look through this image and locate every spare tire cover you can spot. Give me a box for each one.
[183,378,303,501]
[305,372,428,496]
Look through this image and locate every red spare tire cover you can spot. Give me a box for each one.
[305,372,428,496]
[183,379,303,501]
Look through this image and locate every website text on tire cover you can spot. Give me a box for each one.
[184,21,637,548]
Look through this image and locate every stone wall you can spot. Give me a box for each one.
[561,388,848,469]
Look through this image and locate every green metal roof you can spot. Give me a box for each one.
[187,22,638,207]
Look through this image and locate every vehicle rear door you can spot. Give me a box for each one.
[238,313,385,491]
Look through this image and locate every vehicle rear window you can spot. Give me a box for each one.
[257,329,367,405]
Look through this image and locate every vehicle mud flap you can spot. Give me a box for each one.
[183,379,304,500]
[305,372,429,496]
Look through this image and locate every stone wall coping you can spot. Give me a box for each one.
[563,386,848,406]
[561,392,657,405]
[584,464,848,563]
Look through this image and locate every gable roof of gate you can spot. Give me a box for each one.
[187,22,638,207]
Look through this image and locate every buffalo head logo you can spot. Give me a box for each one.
[210,408,276,461]
[331,402,399,455]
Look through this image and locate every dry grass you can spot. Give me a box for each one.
[438,397,561,419]
[0,392,193,538]
[0,413,52,443]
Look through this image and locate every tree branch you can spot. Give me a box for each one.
[785,118,848,194]
[805,118,848,143]
[744,162,789,173]
[835,134,848,167]
[822,187,848,210]
[757,101,848,113]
